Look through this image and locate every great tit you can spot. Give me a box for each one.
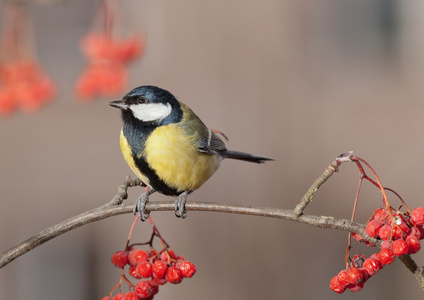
[110,85,273,220]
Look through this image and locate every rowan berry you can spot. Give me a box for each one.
[346,267,363,285]
[136,261,153,279]
[406,234,421,254]
[128,249,149,266]
[378,225,392,240]
[112,293,125,300]
[152,278,167,285]
[135,281,154,299]
[410,207,424,226]
[152,260,168,279]
[101,297,112,300]
[147,280,160,295]
[373,208,387,223]
[378,248,395,265]
[365,220,381,238]
[392,239,409,256]
[347,281,364,292]
[369,253,383,269]
[179,261,197,278]
[330,276,346,294]
[123,291,138,300]
[111,251,128,268]
[362,258,380,276]
[337,269,349,286]
[128,265,142,279]
[166,266,183,284]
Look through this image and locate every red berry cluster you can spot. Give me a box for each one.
[0,4,56,116]
[0,60,56,115]
[74,0,145,101]
[330,206,424,294]
[102,216,196,299]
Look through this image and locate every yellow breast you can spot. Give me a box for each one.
[143,124,219,192]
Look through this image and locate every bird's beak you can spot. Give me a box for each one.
[109,100,128,110]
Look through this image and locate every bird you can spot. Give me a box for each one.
[110,85,273,221]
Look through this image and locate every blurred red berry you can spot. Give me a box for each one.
[101,297,112,300]
[179,261,197,278]
[135,281,154,299]
[330,276,346,294]
[365,220,381,238]
[147,279,160,295]
[152,260,168,279]
[379,248,395,265]
[392,239,409,256]
[410,207,424,226]
[165,266,182,284]
[111,251,128,268]
[152,278,167,286]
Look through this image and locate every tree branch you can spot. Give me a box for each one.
[0,200,373,269]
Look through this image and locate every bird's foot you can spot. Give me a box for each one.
[133,188,156,221]
[174,191,188,219]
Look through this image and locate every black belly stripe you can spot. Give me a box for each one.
[132,153,181,196]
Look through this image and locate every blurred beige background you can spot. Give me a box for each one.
[1,0,424,299]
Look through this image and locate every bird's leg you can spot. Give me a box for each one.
[134,187,156,221]
[174,191,188,219]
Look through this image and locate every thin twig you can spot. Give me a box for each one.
[293,151,353,217]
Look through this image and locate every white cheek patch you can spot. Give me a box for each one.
[130,103,172,122]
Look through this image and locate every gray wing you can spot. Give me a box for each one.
[197,129,227,155]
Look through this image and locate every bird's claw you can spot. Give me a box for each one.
[134,188,155,221]
[175,191,188,219]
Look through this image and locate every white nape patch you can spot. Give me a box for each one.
[130,103,172,122]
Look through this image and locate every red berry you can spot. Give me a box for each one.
[410,227,422,240]
[129,265,142,279]
[362,258,380,276]
[112,293,125,300]
[111,251,128,268]
[147,280,160,295]
[152,260,168,279]
[346,267,363,285]
[373,208,387,223]
[136,261,153,278]
[128,249,149,266]
[337,269,349,286]
[330,276,346,294]
[166,266,183,284]
[347,281,364,292]
[406,234,421,254]
[392,239,409,256]
[101,297,112,300]
[370,253,383,269]
[365,220,381,238]
[379,248,395,265]
[135,281,154,299]
[410,207,424,226]
[378,225,392,240]
[179,261,197,278]
[123,291,139,300]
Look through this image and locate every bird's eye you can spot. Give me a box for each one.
[137,98,147,104]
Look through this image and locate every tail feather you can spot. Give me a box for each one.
[221,150,274,164]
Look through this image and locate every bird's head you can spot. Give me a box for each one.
[110,86,182,125]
